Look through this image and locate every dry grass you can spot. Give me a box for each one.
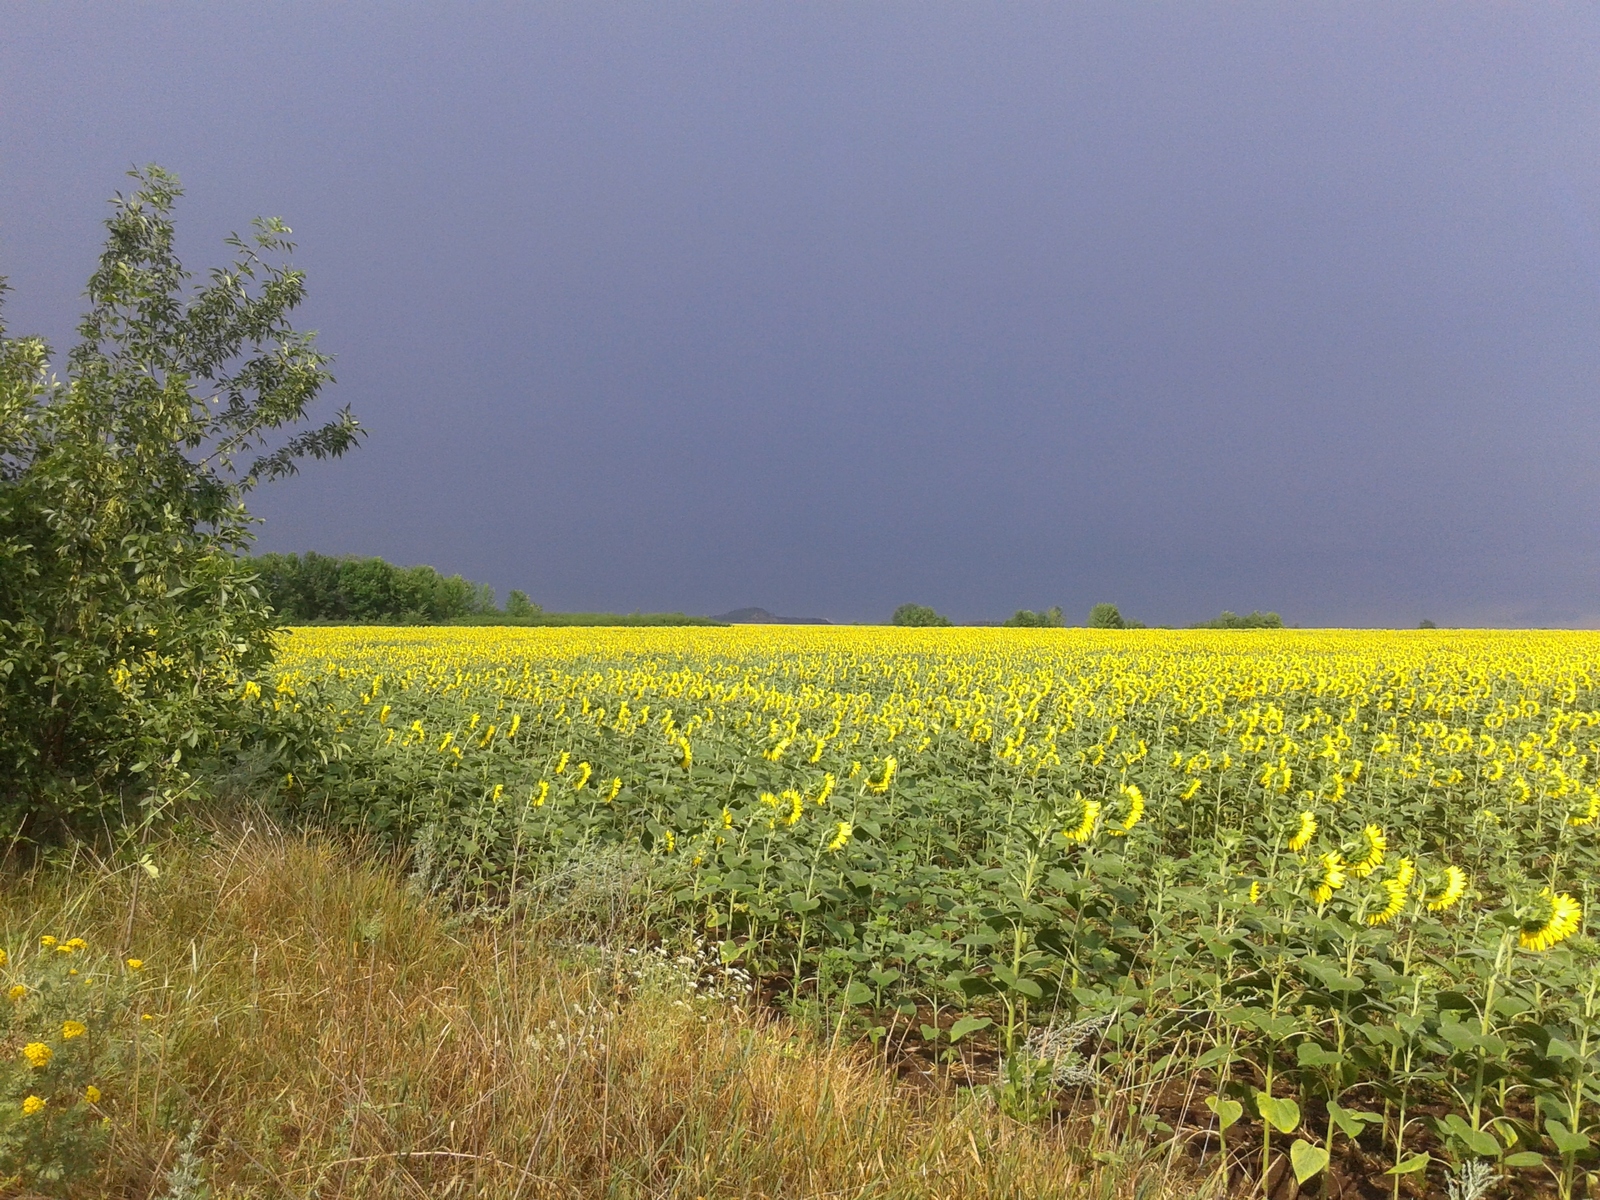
[0,825,1207,1199]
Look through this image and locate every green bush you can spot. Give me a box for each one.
[247,552,497,622]
[1191,610,1283,630]
[505,589,541,618]
[0,166,359,838]
[1087,603,1125,629]
[890,604,953,627]
[1002,607,1064,628]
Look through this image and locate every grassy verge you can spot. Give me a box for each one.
[0,825,1200,1199]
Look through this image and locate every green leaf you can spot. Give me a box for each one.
[1254,1092,1301,1134]
[1385,1152,1430,1176]
[919,1024,941,1042]
[1296,1042,1343,1068]
[948,1015,993,1043]
[842,981,874,1006]
[1290,1139,1330,1183]
[1326,1100,1381,1140]
[1547,1119,1592,1157]
[1204,1095,1244,1131]
[1502,1151,1547,1168]
[1546,1037,1581,1062]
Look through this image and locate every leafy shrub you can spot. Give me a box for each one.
[1191,610,1283,629]
[1003,607,1064,628]
[505,590,541,618]
[890,604,952,627]
[247,552,497,622]
[1086,603,1125,628]
[0,166,358,837]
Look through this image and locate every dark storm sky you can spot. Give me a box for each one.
[4,5,1599,627]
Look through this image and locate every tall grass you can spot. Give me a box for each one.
[0,825,1199,1198]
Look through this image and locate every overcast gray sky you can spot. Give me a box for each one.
[4,3,1598,625]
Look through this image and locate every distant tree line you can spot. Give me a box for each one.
[891,602,1285,629]
[247,552,509,622]
[1190,610,1284,630]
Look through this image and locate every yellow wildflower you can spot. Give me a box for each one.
[62,1020,87,1040]
[40,936,56,948]
[84,1085,101,1104]
[21,1095,44,1116]
[9,984,25,1000]
[126,958,144,971]
[22,1042,52,1069]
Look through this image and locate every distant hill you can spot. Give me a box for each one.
[715,607,831,625]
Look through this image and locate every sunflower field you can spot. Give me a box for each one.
[268,626,1600,1194]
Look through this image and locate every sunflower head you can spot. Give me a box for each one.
[1288,810,1317,854]
[1520,888,1582,952]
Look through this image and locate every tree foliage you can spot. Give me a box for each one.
[1087,603,1126,629]
[1191,610,1284,630]
[247,552,498,622]
[1002,607,1064,628]
[505,589,541,618]
[891,603,953,628]
[0,167,360,836]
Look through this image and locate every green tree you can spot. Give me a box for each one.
[1087,603,1126,629]
[1192,610,1283,630]
[506,589,541,618]
[245,553,496,622]
[891,603,953,627]
[1003,606,1064,628]
[0,167,360,836]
